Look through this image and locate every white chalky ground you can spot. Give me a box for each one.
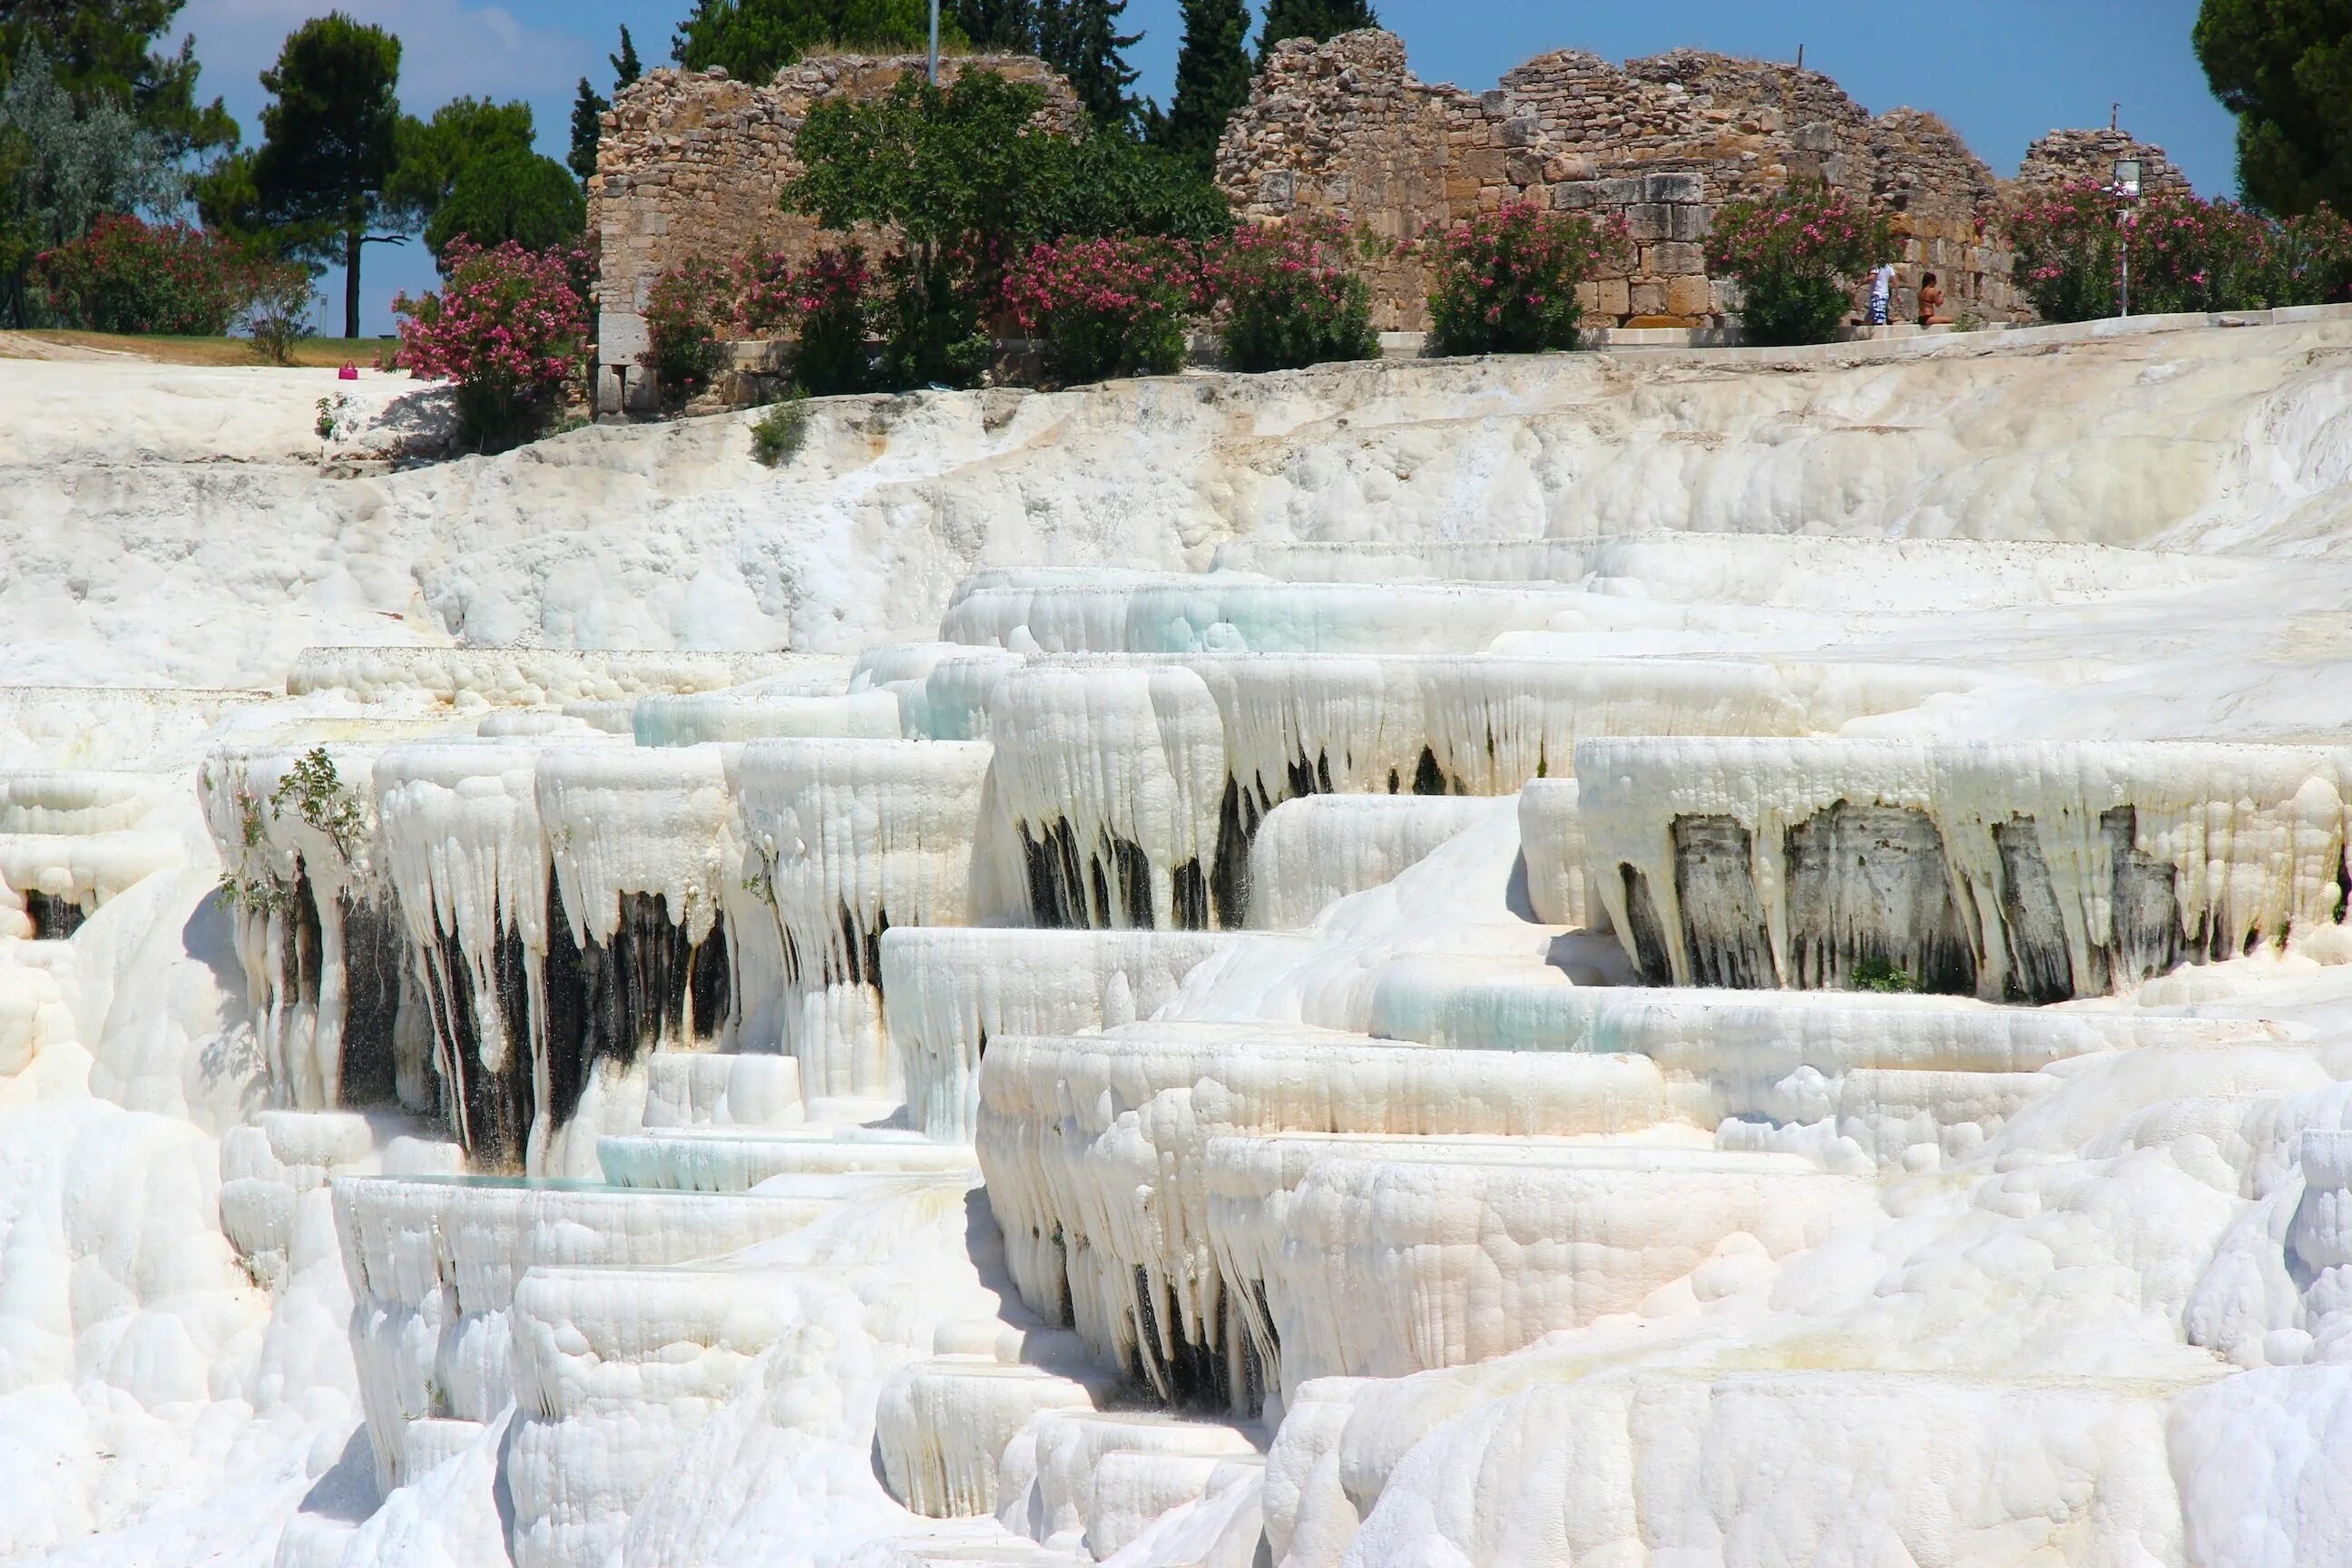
[7,317,2352,1566]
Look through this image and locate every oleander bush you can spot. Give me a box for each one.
[1205,216,1379,373]
[1705,180,1891,346]
[29,216,256,335]
[394,238,587,451]
[640,256,731,406]
[1002,234,1195,384]
[1424,201,1632,356]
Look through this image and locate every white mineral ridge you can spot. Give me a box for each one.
[15,319,2352,1568]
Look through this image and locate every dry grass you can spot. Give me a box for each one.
[11,330,390,368]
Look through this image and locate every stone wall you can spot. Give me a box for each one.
[588,53,1081,404]
[1214,31,2183,332]
[2015,128,2191,199]
[587,31,2190,376]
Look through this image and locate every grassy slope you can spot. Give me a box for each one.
[15,331,391,368]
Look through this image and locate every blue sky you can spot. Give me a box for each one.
[177,0,2240,336]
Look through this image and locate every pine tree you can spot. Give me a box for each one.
[612,24,642,87]
[568,79,606,182]
[1039,0,1140,130]
[1254,0,1377,64]
[1158,0,1250,168]
[949,0,1038,52]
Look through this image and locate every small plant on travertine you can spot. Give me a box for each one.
[270,747,365,865]
[218,870,290,916]
[1852,955,1919,993]
[315,393,351,441]
[750,394,808,467]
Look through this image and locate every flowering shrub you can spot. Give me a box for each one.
[242,262,318,366]
[1424,202,1632,356]
[30,216,258,335]
[1203,218,1379,374]
[640,257,730,407]
[2008,181,2352,321]
[1705,181,1892,346]
[783,246,875,395]
[394,238,586,451]
[1002,235,1195,385]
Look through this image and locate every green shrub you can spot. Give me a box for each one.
[1002,234,1194,384]
[1425,201,1632,356]
[244,262,317,365]
[1851,956,1919,993]
[751,393,809,466]
[1207,216,1378,373]
[1705,180,1891,346]
[30,215,258,334]
[393,238,588,451]
[2007,181,2352,322]
[641,256,730,407]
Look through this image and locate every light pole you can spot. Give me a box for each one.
[2113,156,2142,318]
[928,0,939,83]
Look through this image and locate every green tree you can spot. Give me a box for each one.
[2195,0,2352,215]
[250,13,407,339]
[0,41,180,321]
[950,0,1038,51]
[0,0,237,159]
[385,96,534,228]
[569,79,606,183]
[788,68,1222,384]
[1255,0,1377,63]
[1040,0,1140,128]
[1157,0,1250,168]
[425,145,584,256]
[671,0,939,85]
[570,31,642,191]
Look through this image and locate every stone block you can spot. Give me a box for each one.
[1625,205,1669,241]
[1602,176,1646,205]
[1665,273,1712,317]
[1629,279,1667,316]
[1668,204,1713,242]
[1651,241,1705,275]
[1589,278,1631,318]
[1644,172,1705,204]
[1554,181,1610,211]
[1710,277,1745,313]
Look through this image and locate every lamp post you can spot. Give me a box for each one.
[928,0,939,83]
[2113,157,2142,318]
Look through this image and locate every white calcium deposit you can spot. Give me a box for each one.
[14,315,2352,1567]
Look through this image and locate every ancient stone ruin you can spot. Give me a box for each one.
[587,30,2183,388]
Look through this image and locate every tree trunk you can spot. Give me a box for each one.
[344,226,362,340]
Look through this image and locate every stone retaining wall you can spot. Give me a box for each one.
[1215,31,2030,331]
[587,32,2185,389]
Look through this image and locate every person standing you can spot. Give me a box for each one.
[1867,260,1897,326]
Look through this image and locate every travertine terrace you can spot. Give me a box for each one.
[9,311,2352,1565]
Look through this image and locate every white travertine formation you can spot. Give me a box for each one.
[1576,737,2352,999]
[1207,1133,1860,1399]
[1515,779,1588,926]
[33,317,2352,1568]
[1245,794,1490,928]
[632,688,900,746]
[727,738,995,1097]
[1214,532,2250,610]
[880,926,1248,1140]
[977,1024,1669,1407]
[287,647,834,705]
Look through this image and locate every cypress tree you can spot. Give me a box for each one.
[1255,0,1377,64]
[1158,0,1250,168]
[949,0,1039,52]
[612,24,642,86]
[1039,0,1140,130]
[568,79,607,182]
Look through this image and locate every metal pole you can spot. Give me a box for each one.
[928,0,939,83]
